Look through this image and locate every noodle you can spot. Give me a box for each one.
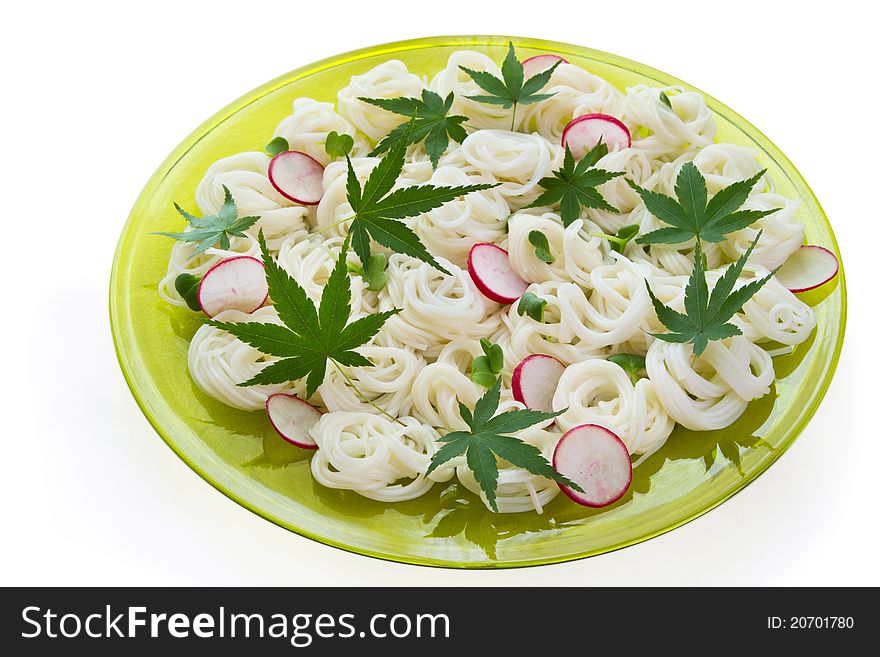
[195,152,310,248]
[188,307,304,410]
[163,50,819,514]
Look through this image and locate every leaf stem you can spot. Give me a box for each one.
[314,213,356,235]
[590,231,626,246]
[331,360,404,426]
[510,103,517,131]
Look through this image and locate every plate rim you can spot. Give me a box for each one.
[109,34,847,569]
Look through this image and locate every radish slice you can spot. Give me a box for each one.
[467,243,529,304]
[198,256,268,318]
[775,245,839,293]
[562,113,631,158]
[522,54,568,78]
[553,424,632,508]
[268,150,324,205]
[266,394,321,449]
[512,355,565,412]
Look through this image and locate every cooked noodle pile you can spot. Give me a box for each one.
[161,52,816,514]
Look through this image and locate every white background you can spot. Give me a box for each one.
[3,0,877,586]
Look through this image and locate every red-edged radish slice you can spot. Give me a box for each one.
[522,54,568,78]
[553,424,632,508]
[467,243,529,304]
[512,355,565,412]
[266,394,321,449]
[775,245,839,293]
[562,113,631,158]
[198,256,268,318]
[268,150,324,205]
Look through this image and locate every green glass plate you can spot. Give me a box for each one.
[110,35,846,568]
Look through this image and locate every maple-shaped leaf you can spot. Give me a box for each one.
[154,185,259,258]
[646,232,773,356]
[527,142,623,226]
[206,230,398,397]
[345,116,497,276]
[425,379,581,512]
[633,163,776,245]
[460,41,561,130]
[360,90,468,168]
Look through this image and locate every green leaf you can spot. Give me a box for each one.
[706,232,774,327]
[318,237,353,343]
[520,61,561,99]
[499,42,523,98]
[424,434,470,476]
[345,155,362,213]
[361,96,422,116]
[364,253,388,291]
[470,356,497,388]
[612,224,640,254]
[480,434,577,488]
[332,349,373,368]
[683,241,710,343]
[205,320,308,358]
[635,226,695,246]
[349,220,371,279]
[646,286,695,335]
[333,309,400,353]
[516,292,547,322]
[357,213,451,276]
[608,353,646,385]
[465,94,514,107]
[217,186,239,226]
[526,144,622,226]
[265,136,289,157]
[591,223,641,254]
[154,186,260,258]
[172,202,200,225]
[704,170,766,226]
[471,338,503,388]
[361,119,412,208]
[347,253,389,291]
[367,182,497,220]
[646,232,773,356]
[471,377,502,427]
[457,402,474,427]
[324,131,354,158]
[480,407,563,436]
[345,131,498,275]
[257,232,320,343]
[425,379,580,512]
[460,67,511,102]
[206,230,398,398]
[460,41,561,129]
[362,90,469,168]
[700,209,777,243]
[242,352,326,388]
[174,273,202,311]
[528,230,553,263]
[468,441,500,511]
[658,91,672,109]
[479,338,504,373]
[675,162,708,232]
[635,163,776,245]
